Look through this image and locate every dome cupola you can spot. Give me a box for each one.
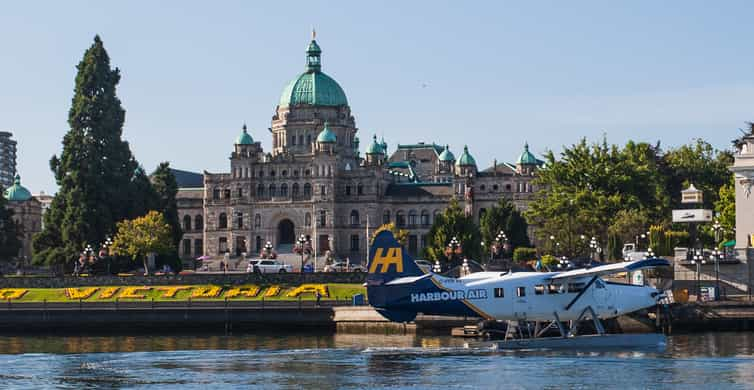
[316,121,337,143]
[235,124,254,145]
[366,135,385,155]
[439,145,455,162]
[456,145,476,167]
[517,142,538,165]
[3,174,32,202]
[278,33,348,107]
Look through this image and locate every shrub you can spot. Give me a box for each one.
[513,247,537,262]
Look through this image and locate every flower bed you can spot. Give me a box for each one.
[264,285,281,297]
[65,287,98,299]
[156,286,190,298]
[119,287,150,299]
[0,289,27,300]
[286,284,329,298]
[225,286,260,299]
[190,286,222,298]
[98,287,119,299]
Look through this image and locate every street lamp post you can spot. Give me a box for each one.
[589,236,598,261]
[445,236,462,270]
[692,250,705,300]
[712,248,721,294]
[296,234,311,273]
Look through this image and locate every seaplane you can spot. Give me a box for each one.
[366,231,670,349]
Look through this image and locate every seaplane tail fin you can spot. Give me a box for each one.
[367,230,424,283]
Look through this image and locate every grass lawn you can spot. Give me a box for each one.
[3,284,366,303]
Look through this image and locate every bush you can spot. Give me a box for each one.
[513,247,537,262]
[540,254,558,269]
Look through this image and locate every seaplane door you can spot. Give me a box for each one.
[591,278,610,309]
[513,286,532,319]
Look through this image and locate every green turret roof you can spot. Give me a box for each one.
[456,145,476,167]
[236,124,254,145]
[438,145,455,161]
[3,174,32,202]
[517,142,538,165]
[317,121,337,143]
[278,38,348,107]
[366,135,385,154]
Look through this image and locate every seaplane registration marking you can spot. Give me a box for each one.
[410,289,487,303]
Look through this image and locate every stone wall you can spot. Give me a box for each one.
[0,272,367,289]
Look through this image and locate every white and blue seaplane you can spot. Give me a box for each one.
[366,231,670,349]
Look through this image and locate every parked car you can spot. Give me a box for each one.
[324,261,365,272]
[247,259,293,273]
[414,259,433,273]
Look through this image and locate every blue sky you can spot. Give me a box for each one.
[2,1,753,193]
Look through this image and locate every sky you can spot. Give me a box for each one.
[2,1,753,194]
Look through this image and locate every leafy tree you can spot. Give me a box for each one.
[608,209,650,249]
[110,211,173,275]
[714,175,736,242]
[150,162,181,247]
[480,198,530,256]
[371,222,409,246]
[33,35,139,266]
[0,198,21,261]
[423,198,481,267]
[662,139,734,210]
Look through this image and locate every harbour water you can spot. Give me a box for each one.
[0,332,753,389]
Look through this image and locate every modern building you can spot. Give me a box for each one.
[175,36,541,263]
[0,132,17,189]
[3,174,42,262]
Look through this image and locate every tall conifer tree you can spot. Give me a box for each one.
[150,162,182,248]
[33,35,137,265]
[0,196,21,261]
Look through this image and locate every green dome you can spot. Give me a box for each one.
[317,122,337,143]
[366,135,385,154]
[4,174,32,202]
[236,124,254,145]
[439,145,455,161]
[278,39,348,107]
[517,142,538,165]
[456,145,476,167]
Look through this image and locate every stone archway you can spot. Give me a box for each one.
[278,219,295,246]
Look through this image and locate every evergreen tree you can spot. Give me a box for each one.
[33,35,137,266]
[150,162,181,248]
[129,165,159,218]
[423,199,481,267]
[0,197,21,261]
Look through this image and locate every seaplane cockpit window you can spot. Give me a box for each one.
[516,287,526,297]
[534,285,545,295]
[547,284,565,294]
[494,288,504,298]
[595,279,606,289]
[568,282,586,293]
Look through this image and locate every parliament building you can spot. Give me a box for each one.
[175,37,541,263]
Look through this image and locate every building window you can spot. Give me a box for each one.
[357,184,364,195]
[256,236,262,253]
[517,287,526,297]
[306,135,312,145]
[270,170,276,177]
[183,215,192,231]
[350,210,360,226]
[408,235,418,256]
[218,213,228,229]
[320,185,326,196]
[408,210,417,227]
[420,210,430,226]
[213,188,220,200]
[345,185,351,196]
[195,215,203,230]
[303,183,312,198]
[420,234,427,250]
[305,213,311,227]
[292,183,300,198]
[280,183,288,197]
[282,170,288,177]
[350,235,360,252]
[269,184,276,197]
[291,136,296,145]
[182,239,191,256]
[224,189,231,199]
[505,184,511,191]
[254,214,261,229]
[219,237,228,253]
[494,288,504,298]
[194,239,203,256]
[258,170,264,177]
[236,213,244,229]
[480,184,486,191]
[305,169,311,176]
[257,184,265,198]
[319,210,327,227]
[299,135,304,145]
[237,188,243,198]
[383,210,390,225]
[396,211,406,227]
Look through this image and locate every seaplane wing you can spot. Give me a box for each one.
[549,258,670,281]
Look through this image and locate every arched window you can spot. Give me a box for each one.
[319,210,327,227]
[195,215,203,230]
[421,210,430,226]
[183,215,192,231]
[303,183,312,198]
[383,210,390,225]
[269,184,276,197]
[396,211,406,227]
[257,184,265,198]
[236,212,244,229]
[280,183,288,197]
[219,213,228,229]
[357,183,364,195]
[224,189,231,199]
[305,169,311,176]
[292,183,300,198]
[282,170,288,177]
[350,210,360,226]
[408,210,418,226]
[305,213,311,227]
[254,214,261,229]
[212,188,220,200]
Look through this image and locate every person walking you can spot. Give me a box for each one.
[315,290,322,307]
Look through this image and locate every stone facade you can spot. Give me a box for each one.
[731,132,754,261]
[175,38,540,263]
